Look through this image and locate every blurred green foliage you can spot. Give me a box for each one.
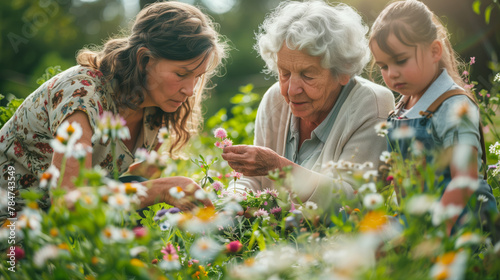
[1,0,499,122]
[0,94,23,129]
[206,84,260,145]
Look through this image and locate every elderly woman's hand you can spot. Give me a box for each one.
[222,145,291,176]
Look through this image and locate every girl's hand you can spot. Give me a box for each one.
[221,145,290,176]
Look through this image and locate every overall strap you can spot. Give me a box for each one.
[388,96,408,118]
[419,89,488,179]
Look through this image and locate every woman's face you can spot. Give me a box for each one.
[141,53,210,112]
[277,45,349,126]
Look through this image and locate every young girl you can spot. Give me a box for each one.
[369,0,497,235]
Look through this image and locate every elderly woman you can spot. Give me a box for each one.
[222,0,394,212]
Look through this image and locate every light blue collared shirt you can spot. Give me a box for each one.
[285,78,356,167]
[399,69,483,175]
[401,69,461,118]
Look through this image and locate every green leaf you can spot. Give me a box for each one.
[473,0,481,14]
[485,4,493,23]
[238,84,254,94]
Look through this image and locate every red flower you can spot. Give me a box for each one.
[226,241,243,253]
[81,80,91,86]
[13,247,25,262]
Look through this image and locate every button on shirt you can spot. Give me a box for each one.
[285,78,356,168]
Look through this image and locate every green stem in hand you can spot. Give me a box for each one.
[111,141,118,180]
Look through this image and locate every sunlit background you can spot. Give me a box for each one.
[1,0,499,120]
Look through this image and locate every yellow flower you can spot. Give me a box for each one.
[28,201,39,209]
[195,206,216,222]
[58,243,70,251]
[50,228,59,237]
[130,258,146,267]
[359,211,387,232]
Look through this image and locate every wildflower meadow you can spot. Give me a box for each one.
[1,61,500,280]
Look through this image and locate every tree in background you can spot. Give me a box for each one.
[1,0,499,118]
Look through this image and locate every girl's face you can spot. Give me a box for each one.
[141,54,209,112]
[370,33,442,101]
[277,45,349,126]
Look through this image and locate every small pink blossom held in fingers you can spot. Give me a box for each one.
[214,128,228,139]
[221,138,232,148]
[227,170,242,180]
[215,138,233,149]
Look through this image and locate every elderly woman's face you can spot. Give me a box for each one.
[277,45,349,125]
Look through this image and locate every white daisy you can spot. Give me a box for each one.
[363,193,383,209]
[169,186,185,199]
[391,125,415,139]
[405,195,437,216]
[379,151,391,163]
[189,237,222,263]
[374,121,392,137]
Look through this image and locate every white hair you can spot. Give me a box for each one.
[255,0,370,78]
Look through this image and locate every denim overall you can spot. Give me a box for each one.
[387,90,497,234]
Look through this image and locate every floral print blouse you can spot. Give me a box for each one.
[0,65,162,221]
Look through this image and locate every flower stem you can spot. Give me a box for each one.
[56,156,67,189]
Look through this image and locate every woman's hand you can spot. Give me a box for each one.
[140,176,213,212]
[221,145,290,176]
[127,161,163,179]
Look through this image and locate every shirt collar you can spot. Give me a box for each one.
[402,69,460,118]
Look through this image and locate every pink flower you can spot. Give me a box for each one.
[133,227,147,238]
[226,241,243,253]
[221,138,232,148]
[270,207,282,214]
[161,243,179,261]
[214,128,228,139]
[212,181,223,191]
[253,208,269,217]
[227,170,242,179]
[215,138,233,149]
[470,57,475,64]
[462,70,469,76]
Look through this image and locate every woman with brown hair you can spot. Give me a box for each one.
[0,1,228,219]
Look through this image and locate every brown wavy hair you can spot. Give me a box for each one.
[77,1,228,157]
[369,0,468,93]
